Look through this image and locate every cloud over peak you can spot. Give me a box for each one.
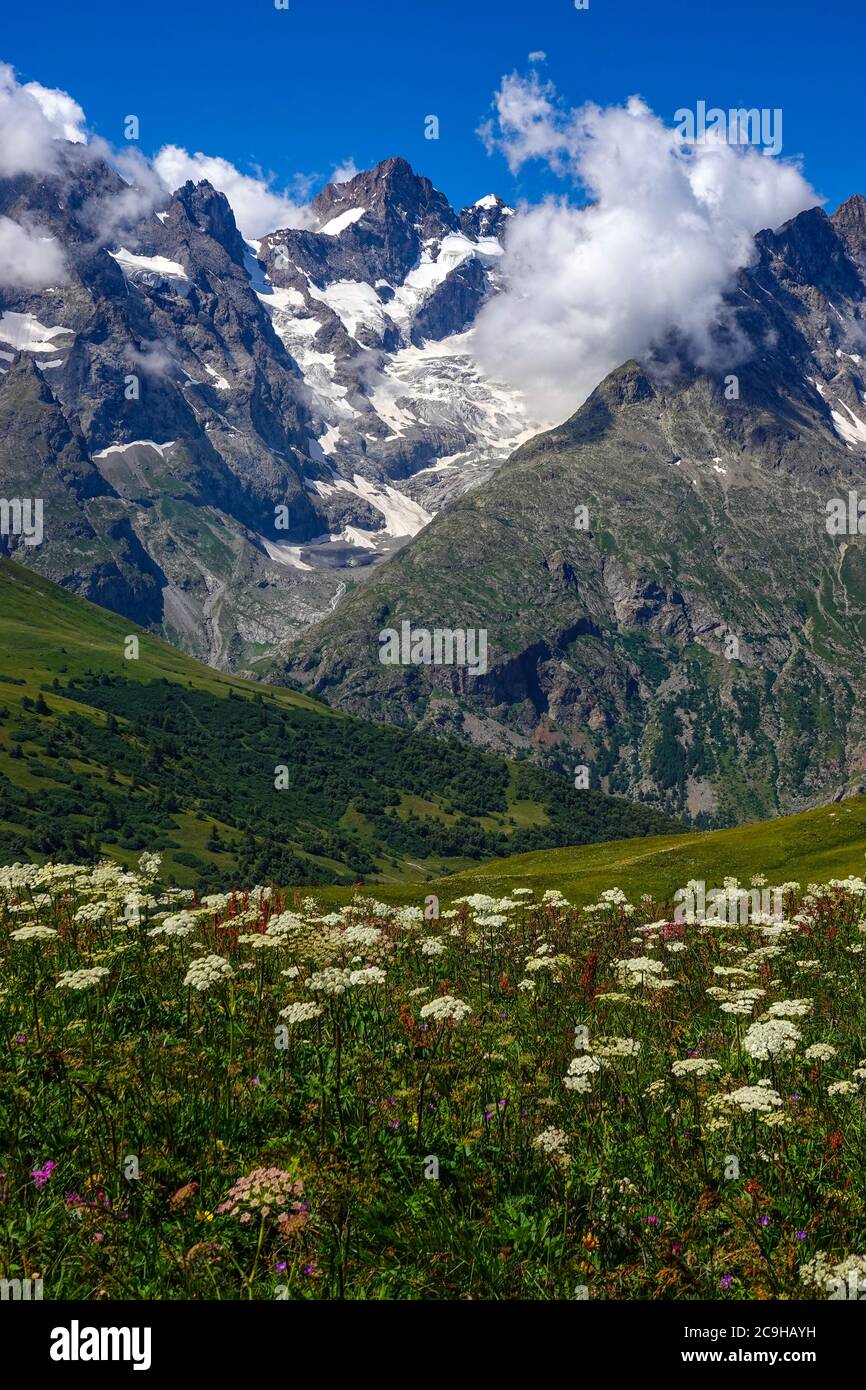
[152,146,315,240]
[0,63,87,177]
[474,76,821,422]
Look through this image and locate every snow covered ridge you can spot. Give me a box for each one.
[475,193,513,214]
[240,168,538,564]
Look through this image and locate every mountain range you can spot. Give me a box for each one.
[0,150,533,667]
[282,193,866,825]
[4,137,866,825]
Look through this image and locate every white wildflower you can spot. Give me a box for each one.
[183,954,233,992]
[56,966,109,991]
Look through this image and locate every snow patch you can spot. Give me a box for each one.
[319,206,366,236]
[92,439,176,459]
[318,424,341,455]
[110,248,189,280]
[259,536,314,571]
[309,473,432,539]
[204,364,230,390]
[831,401,866,448]
[307,278,390,340]
[0,312,74,354]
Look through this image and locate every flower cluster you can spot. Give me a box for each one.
[183,955,234,992]
[217,1168,307,1228]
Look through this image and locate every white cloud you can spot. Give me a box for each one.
[0,62,354,247]
[0,63,87,176]
[527,51,547,63]
[331,158,359,185]
[0,215,67,287]
[84,142,170,246]
[23,80,87,144]
[474,77,821,422]
[152,145,315,238]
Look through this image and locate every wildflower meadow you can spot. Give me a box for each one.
[1,856,864,1300]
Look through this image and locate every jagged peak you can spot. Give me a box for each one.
[171,179,247,263]
[0,351,55,400]
[831,193,866,263]
[311,156,458,233]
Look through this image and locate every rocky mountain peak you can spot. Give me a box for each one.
[557,360,657,444]
[170,179,248,265]
[311,156,458,238]
[755,204,863,299]
[831,193,866,265]
[459,194,514,242]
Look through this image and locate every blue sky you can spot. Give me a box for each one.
[3,0,863,213]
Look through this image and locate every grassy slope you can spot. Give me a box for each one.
[0,558,328,707]
[0,560,677,886]
[306,796,866,910]
[440,797,866,901]
[3,559,861,904]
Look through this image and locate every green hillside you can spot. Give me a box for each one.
[299,795,866,912]
[436,795,866,901]
[0,560,678,888]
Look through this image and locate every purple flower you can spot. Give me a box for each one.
[275,1262,287,1272]
[796,1230,807,1241]
[31,1161,56,1188]
[760,1215,769,1227]
[14,1034,26,1044]
[721,1273,733,1291]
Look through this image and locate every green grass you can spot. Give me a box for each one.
[0,558,326,709]
[441,797,866,902]
[304,796,866,912]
